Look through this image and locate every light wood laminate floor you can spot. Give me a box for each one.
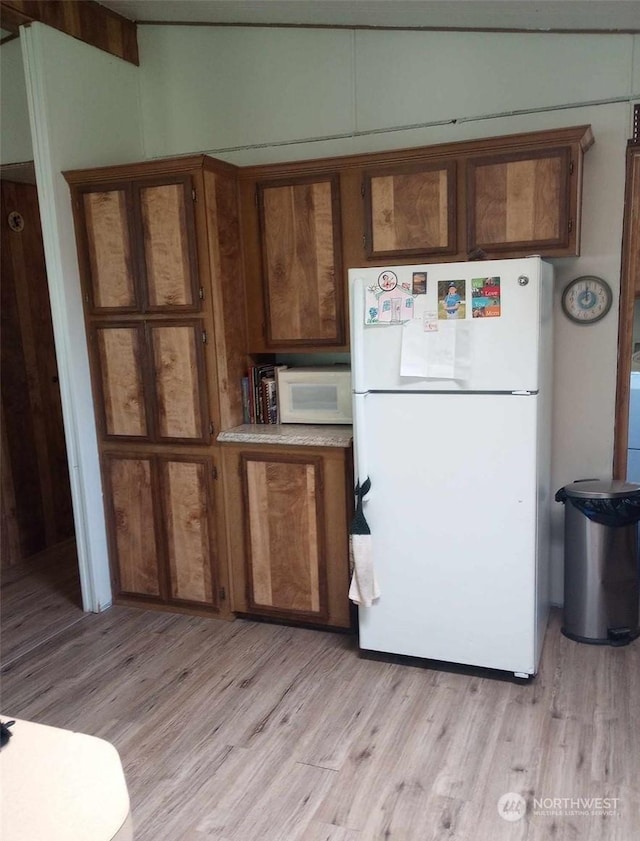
[1,568,638,840]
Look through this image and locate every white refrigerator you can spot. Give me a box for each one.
[349,257,553,678]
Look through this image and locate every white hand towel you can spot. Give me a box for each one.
[349,533,380,606]
[349,478,379,606]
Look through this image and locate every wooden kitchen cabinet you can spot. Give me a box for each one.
[91,320,210,443]
[466,146,574,255]
[66,155,247,617]
[359,125,593,262]
[77,176,200,314]
[221,441,353,629]
[103,452,225,610]
[242,173,345,351]
[239,125,593,351]
[363,160,457,259]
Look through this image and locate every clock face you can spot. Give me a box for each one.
[561,276,612,324]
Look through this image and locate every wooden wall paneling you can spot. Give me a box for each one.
[363,161,456,258]
[202,165,248,431]
[158,456,218,607]
[257,174,344,347]
[135,177,201,312]
[147,320,210,443]
[92,323,150,439]
[241,451,328,621]
[78,184,139,312]
[0,180,73,559]
[25,188,74,542]
[1,403,22,567]
[0,1,139,65]
[102,453,162,599]
[466,147,570,253]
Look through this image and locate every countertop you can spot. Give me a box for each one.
[217,424,353,448]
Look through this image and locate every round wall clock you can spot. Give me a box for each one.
[561,275,612,324]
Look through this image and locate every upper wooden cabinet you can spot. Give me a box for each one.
[249,173,345,349]
[77,176,200,314]
[239,125,593,351]
[363,161,456,259]
[66,156,248,436]
[466,147,572,254]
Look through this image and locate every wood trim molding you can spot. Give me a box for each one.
[64,156,239,186]
[237,125,594,181]
[613,141,640,478]
[0,0,139,65]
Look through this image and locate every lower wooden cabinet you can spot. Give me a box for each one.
[102,450,231,615]
[221,442,353,629]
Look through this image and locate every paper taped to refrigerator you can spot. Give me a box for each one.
[400,319,472,380]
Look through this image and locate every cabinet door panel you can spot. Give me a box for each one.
[364,162,456,258]
[138,180,199,310]
[467,148,570,252]
[94,324,149,438]
[160,458,217,606]
[242,454,327,618]
[259,176,343,346]
[104,455,161,597]
[82,188,138,311]
[149,322,209,442]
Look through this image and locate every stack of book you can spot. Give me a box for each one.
[242,364,285,424]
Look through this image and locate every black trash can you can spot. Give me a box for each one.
[555,479,640,645]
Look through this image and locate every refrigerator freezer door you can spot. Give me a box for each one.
[351,257,552,393]
[356,391,541,674]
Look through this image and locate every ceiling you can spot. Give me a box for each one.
[99,1,640,32]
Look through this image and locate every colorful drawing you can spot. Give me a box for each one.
[376,287,414,323]
[471,276,501,318]
[412,271,427,295]
[365,284,381,324]
[438,279,466,320]
[365,283,414,324]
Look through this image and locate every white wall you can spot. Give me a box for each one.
[138,26,638,604]
[0,37,33,163]
[21,23,144,610]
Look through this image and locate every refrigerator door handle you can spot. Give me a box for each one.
[350,275,366,393]
[353,392,371,500]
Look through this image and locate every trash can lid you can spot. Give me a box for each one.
[563,479,640,499]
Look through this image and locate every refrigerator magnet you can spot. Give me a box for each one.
[423,311,438,332]
[438,280,466,320]
[472,276,501,318]
[377,270,398,291]
[412,271,427,295]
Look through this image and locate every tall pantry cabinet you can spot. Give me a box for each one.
[65,156,247,617]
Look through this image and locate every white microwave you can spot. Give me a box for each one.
[276,366,352,424]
